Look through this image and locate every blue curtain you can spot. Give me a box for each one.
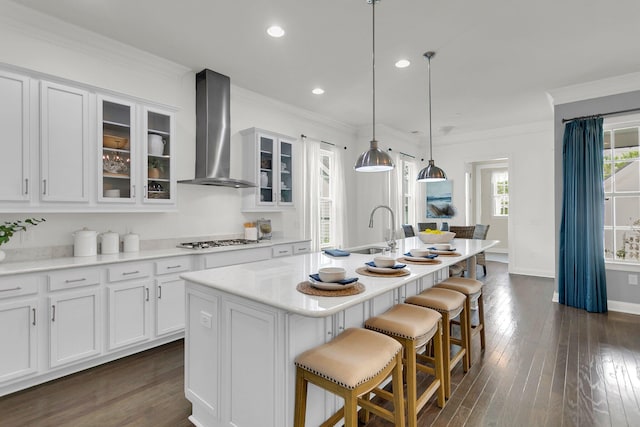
[559,118,607,313]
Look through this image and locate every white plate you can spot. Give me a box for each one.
[366,265,407,274]
[403,255,438,262]
[308,277,357,290]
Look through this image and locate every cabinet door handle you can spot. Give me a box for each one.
[132,185,136,198]
[143,185,147,198]
[24,178,29,195]
[145,287,149,302]
[65,278,86,284]
[158,285,162,299]
[32,308,36,326]
[0,286,21,293]
[51,305,56,322]
[166,265,182,269]
[122,270,140,276]
[42,179,47,195]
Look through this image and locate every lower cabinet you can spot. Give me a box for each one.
[0,298,38,382]
[107,281,151,350]
[155,276,185,337]
[49,288,101,368]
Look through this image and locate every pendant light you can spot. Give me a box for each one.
[417,51,447,182]
[354,0,395,172]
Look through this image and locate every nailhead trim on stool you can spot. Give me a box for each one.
[436,277,485,367]
[365,303,446,427]
[294,328,405,427]
[406,288,469,399]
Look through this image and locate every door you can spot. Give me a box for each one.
[473,161,509,253]
[49,288,101,367]
[155,277,185,336]
[0,299,38,382]
[40,81,90,203]
[107,281,151,350]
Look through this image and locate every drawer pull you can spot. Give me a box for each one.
[278,250,288,254]
[122,270,140,276]
[297,248,308,252]
[32,308,36,326]
[51,305,56,322]
[0,286,21,293]
[65,278,86,284]
[166,265,182,269]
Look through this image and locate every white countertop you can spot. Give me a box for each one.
[181,237,498,318]
[0,238,307,276]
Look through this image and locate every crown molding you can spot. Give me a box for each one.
[0,0,191,80]
[437,120,553,146]
[547,72,640,106]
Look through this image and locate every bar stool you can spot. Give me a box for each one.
[406,288,469,399]
[364,303,445,427]
[436,277,485,366]
[293,328,405,427]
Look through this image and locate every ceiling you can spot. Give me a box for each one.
[11,0,640,140]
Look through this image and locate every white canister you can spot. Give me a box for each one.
[123,232,140,253]
[100,230,120,254]
[148,134,165,156]
[73,227,98,257]
[244,226,258,241]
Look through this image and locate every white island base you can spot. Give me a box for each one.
[182,238,496,427]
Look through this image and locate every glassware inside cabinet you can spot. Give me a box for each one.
[102,100,132,199]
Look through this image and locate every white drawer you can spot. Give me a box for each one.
[48,268,101,291]
[155,256,192,275]
[0,275,39,299]
[107,262,152,283]
[272,244,292,258]
[293,242,311,255]
[204,247,271,269]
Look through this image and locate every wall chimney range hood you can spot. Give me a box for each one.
[179,69,256,188]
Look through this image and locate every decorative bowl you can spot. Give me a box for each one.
[373,256,396,268]
[409,248,430,257]
[103,135,128,149]
[318,267,346,282]
[431,243,453,250]
[417,231,456,244]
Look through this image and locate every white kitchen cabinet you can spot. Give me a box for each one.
[0,70,30,203]
[241,128,297,211]
[49,288,101,368]
[155,276,185,337]
[107,281,151,350]
[142,106,176,205]
[40,80,90,203]
[0,298,38,383]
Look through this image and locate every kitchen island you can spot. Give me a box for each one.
[181,236,498,427]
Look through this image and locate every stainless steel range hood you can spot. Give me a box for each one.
[179,69,255,188]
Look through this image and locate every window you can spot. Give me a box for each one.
[603,123,640,262]
[492,171,509,216]
[402,159,416,225]
[319,149,334,248]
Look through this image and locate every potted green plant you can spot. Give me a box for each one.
[148,158,164,179]
[0,218,45,262]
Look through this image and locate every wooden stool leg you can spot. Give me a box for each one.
[478,293,486,350]
[404,339,418,427]
[294,368,308,427]
[463,297,472,368]
[460,306,469,373]
[434,320,446,408]
[441,312,452,399]
[343,393,358,427]
[391,352,406,427]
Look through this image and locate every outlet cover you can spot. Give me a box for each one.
[629,274,638,286]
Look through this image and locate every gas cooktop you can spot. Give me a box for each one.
[177,239,258,249]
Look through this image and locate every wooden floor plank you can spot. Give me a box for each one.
[1,261,639,427]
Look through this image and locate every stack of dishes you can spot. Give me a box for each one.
[309,267,358,290]
[365,256,408,274]
[403,248,439,262]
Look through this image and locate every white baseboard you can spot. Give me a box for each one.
[552,291,640,315]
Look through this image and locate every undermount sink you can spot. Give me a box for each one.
[347,246,390,255]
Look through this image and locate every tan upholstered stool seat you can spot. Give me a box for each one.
[295,328,401,390]
[294,328,405,427]
[406,287,466,318]
[436,277,486,367]
[365,303,440,348]
[365,304,445,427]
[406,288,469,399]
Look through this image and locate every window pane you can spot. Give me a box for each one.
[624,232,640,261]
[604,229,614,259]
[604,197,612,226]
[613,160,640,192]
[614,196,640,226]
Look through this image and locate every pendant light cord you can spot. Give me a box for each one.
[426,52,433,161]
[372,0,376,142]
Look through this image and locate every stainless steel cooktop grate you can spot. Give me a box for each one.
[177,239,257,249]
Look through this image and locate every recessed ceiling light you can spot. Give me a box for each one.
[395,59,411,68]
[267,25,285,38]
[312,88,325,95]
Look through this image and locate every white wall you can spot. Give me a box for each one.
[433,122,556,277]
[0,1,357,249]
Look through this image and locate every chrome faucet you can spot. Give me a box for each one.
[369,205,397,251]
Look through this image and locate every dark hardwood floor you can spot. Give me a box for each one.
[1,261,638,426]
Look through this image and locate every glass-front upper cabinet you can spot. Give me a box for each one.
[241,127,296,211]
[98,96,135,203]
[143,107,174,204]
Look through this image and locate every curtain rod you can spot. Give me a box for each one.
[562,107,640,123]
[300,134,347,150]
[386,147,415,159]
